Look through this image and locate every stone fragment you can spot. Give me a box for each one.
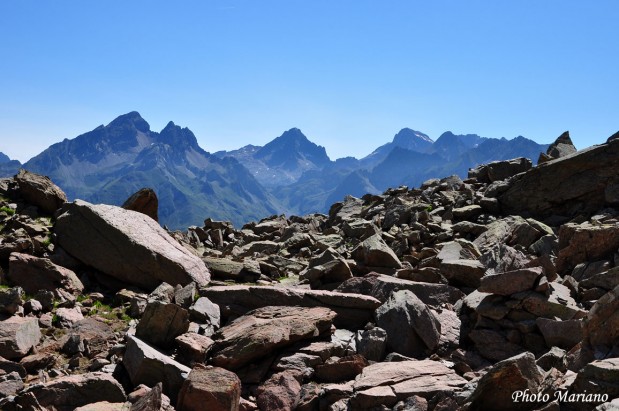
[136,301,189,349]
[536,318,584,350]
[55,200,209,291]
[314,354,368,383]
[188,297,220,328]
[0,287,24,315]
[54,307,84,328]
[439,259,485,288]
[177,366,241,411]
[175,333,215,365]
[557,223,619,273]
[355,327,387,362]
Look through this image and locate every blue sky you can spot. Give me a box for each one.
[1,1,618,162]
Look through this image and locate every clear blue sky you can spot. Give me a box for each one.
[1,1,618,162]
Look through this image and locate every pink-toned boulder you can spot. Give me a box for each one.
[177,366,241,411]
[55,200,210,291]
[8,252,84,296]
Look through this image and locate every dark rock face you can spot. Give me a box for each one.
[538,131,577,164]
[122,187,159,222]
[497,138,619,220]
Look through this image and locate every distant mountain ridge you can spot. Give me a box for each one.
[15,112,281,229]
[1,112,549,228]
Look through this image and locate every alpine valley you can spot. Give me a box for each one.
[0,112,548,229]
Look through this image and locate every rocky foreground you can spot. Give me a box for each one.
[0,133,618,410]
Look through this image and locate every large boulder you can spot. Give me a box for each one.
[8,252,84,296]
[14,169,67,214]
[352,234,402,269]
[177,366,241,411]
[538,131,577,163]
[202,285,379,329]
[210,306,336,370]
[55,200,210,291]
[123,336,190,404]
[350,360,467,409]
[135,301,189,348]
[467,352,544,411]
[21,372,126,409]
[556,223,619,273]
[374,290,441,358]
[0,316,41,360]
[122,187,158,222]
[497,137,619,220]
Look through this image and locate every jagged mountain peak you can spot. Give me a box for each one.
[106,111,150,133]
[392,128,434,146]
[255,128,331,170]
[158,121,201,151]
[0,152,11,164]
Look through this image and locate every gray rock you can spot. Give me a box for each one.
[22,371,126,409]
[0,316,41,360]
[355,327,387,362]
[135,301,189,348]
[352,234,402,269]
[536,318,584,350]
[55,200,210,291]
[0,287,24,315]
[123,336,190,404]
[478,267,542,296]
[189,297,220,328]
[375,290,441,358]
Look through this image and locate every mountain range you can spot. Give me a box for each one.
[0,112,549,228]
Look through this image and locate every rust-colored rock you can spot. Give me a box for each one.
[122,188,158,222]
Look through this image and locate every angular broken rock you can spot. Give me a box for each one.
[556,223,619,273]
[210,306,336,370]
[352,233,402,269]
[55,200,210,291]
[8,252,84,296]
[0,286,24,315]
[22,372,126,409]
[123,335,190,404]
[375,290,441,358]
[467,352,544,411]
[189,297,220,328]
[135,301,189,348]
[0,316,41,360]
[585,284,619,349]
[439,259,485,288]
[177,365,241,411]
[14,169,67,214]
[350,360,467,409]
[570,358,619,404]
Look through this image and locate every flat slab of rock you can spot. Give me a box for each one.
[0,316,41,360]
[350,360,466,408]
[439,259,485,288]
[123,336,190,404]
[478,267,542,296]
[22,371,126,409]
[55,200,210,291]
[8,252,84,296]
[210,306,336,370]
[202,285,379,329]
[335,273,464,306]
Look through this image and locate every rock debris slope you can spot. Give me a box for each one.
[0,132,618,410]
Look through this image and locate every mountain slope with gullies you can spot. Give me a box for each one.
[18,112,281,229]
[2,131,619,409]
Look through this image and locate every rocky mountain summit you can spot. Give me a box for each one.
[0,132,618,410]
